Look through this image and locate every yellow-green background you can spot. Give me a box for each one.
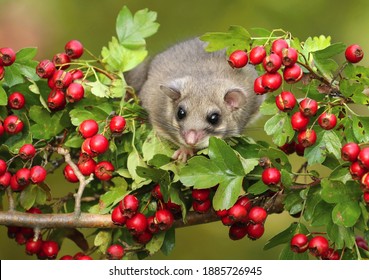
[0,0,368,260]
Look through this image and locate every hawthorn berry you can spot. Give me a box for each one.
[81,138,97,157]
[254,76,267,95]
[111,206,127,226]
[297,129,317,148]
[36,59,55,78]
[271,39,289,57]
[70,69,84,80]
[350,161,367,180]
[275,91,296,112]
[154,209,174,231]
[228,50,248,68]
[106,244,125,260]
[63,164,79,183]
[341,142,360,162]
[291,111,309,131]
[0,171,11,190]
[79,119,99,138]
[19,144,36,160]
[134,231,153,244]
[321,248,340,260]
[94,161,114,181]
[151,184,163,200]
[261,72,282,92]
[15,167,31,187]
[227,204,248,222]
[248,206,267,224]
[262,53,282,73]
[89,134,109,155]
[229,224,248,240]
[262,167,281,186]
[78,158,96,176]
[236,196,252,212]
[52,53,71,70]
[47,89,66,110]
[30,165,47,184]
[246,223,265,240]
[249,46,266,65]
[281,47,298,66]
[126,213,148,235]
[65,40,84,59]
[299,98,318,117]
[356,236,369,250]
[8,92,25,110]
[109,115,127,134]
[192,188,211,201]
[52,70,73,89]
[345,44,364,63]
[192,199,212,213]
[279,141,296,155]
[41,240,59,259]
[363,192,369,205]
[0,47,16,66]
[147,216,160,234]
[358,147,369,169]
[4,115,24,134]
[290,233,309,253]
[318,112,337,130]
[0,65,4,80]
[25,238,43,255]
[0,159,7,176]
[283,64,303,83]
[66,83,84,103]
[119,194,139,218]
[308,235,329,257]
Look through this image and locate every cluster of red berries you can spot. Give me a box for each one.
[63,116,126,183]
[290,233,339,260]
[6,207,60,260]
[0,143,47,192]
[36,40,85,111]
[0,47,16,80]
[111,189,175,250]
[341,142,369,203]
[228,39,303,93]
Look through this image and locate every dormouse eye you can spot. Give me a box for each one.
[207,112,220,125]
[177,107,186,120]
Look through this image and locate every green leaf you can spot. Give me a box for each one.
[69,106,109,126]
[351,115,369,143]
[200,25,251,55]
[259,93,279,116]
[15,47,38,61]
[19,185,38,210]
[97,186,127,214]
[94,230,111,254]
[332,201,361,227]
[313,42,346,59]
[248,180,269,195]
[264,113,295,147]
[279,243,309,260]
[0,86,7,106]
[212,176,244,210]
[303,187,322,222]
[146,231,166,255]
[116,6,159,48]
[310,201,333,227]
[327,220,355,249]
[127,149,150,189]
[161,227,175,256]
[85,80,110,98]
[142,130,174,161]
[321,178,361,204]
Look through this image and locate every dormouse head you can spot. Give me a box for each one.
[159,77,249,149]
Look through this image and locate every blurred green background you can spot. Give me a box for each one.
[0,0,368,260]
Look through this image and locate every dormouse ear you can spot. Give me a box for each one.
[224,89,247,110]
[160,77,189,101]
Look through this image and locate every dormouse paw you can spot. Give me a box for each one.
[172,147,195,162]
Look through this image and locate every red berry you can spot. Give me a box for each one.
[358,147,369,169]
[25,238,43,255]
[290,233,309,253]
[30,165,47,184]
[192,199,211,213]
[345,44,364,63]
[247,223,265,240]
[297,129,317,148]
[19,144,36,160]
[228,204,248,222]
[216,209,228,218]
[229,223,248,240]
[79,119,99,138]
[147,216,160,234]
[81,138,96,157]
[36,60,55,79]
[63,164,79,183]
[262,53,282,73]
[126,213,148,235]
[134,231,153,244]
[52,70,73,89]
[41,240,59,260]
[321,248,340,260]
[89,134,109,155]
[111,206,126,226]
[281,47,298,67]
[275,91,296,112]
[0,65,4,80]
[52,53,71,70]
[291,111,309,131]
[60,255,74,260]
[66,83,84,103]
[106,244,125,260]
[249,46,266,65]
[261,72,282,92]
[318,112,337,130]
[70,69,84,80]
[341,142,361,162]
[0,47,16,66]
[15,167,31,187]
[109,116,127,134]
[271,39,289,57]
[94,161,114,181]
[361,172,369,189]
[78,158,96,176]
[154,209,174,231]
[279,141,296,155]
[0,159,7,176]
[356,236,369,250]
[65,40,84,59]
[47,89,66,111]
[248,206,267,224]
[262,167,281,185]
[4,115,24,134]
[308,235,329,257]
[283,64,303,83]
[350,161,367,180]
[76,255,93,260]
[299,98,318,117]
[8,92,25,110]
[151,184,163,200]
[119,194,139,218]
[254,76,267,95]
[236,196,252,212]
[228,50,248,68]
[0,171,11,190]
[10,174,25,191]
[192,188,211,201]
